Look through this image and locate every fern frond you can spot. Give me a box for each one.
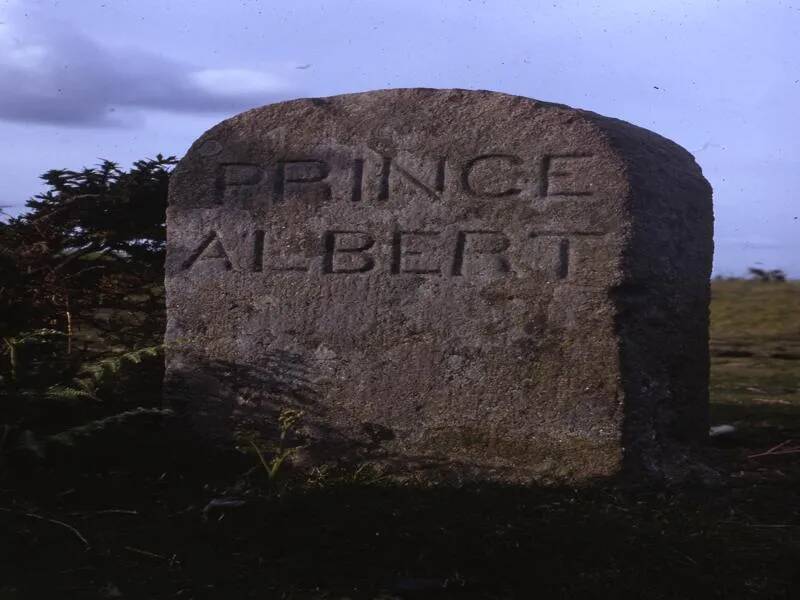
[78,345,163,390]
[46,384,98,402]
[48,407,174,447]
[48,345,163,403]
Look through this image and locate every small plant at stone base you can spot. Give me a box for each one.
[305,463,387,489]
[235,408,305,491]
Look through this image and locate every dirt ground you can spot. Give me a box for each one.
[1,279,798,599]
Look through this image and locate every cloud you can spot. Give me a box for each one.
[189,69,290,97]
[0,17,296,127]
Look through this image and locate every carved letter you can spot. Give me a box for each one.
[375,154,446,201]
[350,158,364,202]
[528,231,605,279]
[462,154,522,198]
[557,238,570,279]
[251,229,265,272]
[273,159,330,203]
[215,163,264,204]
[182,231,233,271]
[322,231,375,274]
[540,154,594,196]
[391,231,442,274]
[451,230,510,276]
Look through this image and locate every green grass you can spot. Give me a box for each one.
[710,280,800,446]
[711,279,800,341]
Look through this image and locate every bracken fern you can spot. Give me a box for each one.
[46,345,162,403]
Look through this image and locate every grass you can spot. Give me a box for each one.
[0,279,798,599]
[710,280,800,447]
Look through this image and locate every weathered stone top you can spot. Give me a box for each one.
[166,89,712,483]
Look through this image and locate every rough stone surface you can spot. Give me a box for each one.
[165,88,713,483]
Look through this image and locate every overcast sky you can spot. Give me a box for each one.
[1,0,797,275]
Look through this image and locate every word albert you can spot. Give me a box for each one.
[182,228,604,279]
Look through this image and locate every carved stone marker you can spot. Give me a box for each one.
[166,89,713,483]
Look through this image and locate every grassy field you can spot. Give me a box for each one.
[1,279,798,599]
[710,280,800,448]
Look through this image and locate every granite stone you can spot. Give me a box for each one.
[165,88,713,483]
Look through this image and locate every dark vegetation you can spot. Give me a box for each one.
[0,157,174,433]
[747,267,787,283]
[1,159,799,599]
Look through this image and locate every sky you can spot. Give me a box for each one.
[0,0,797,276]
